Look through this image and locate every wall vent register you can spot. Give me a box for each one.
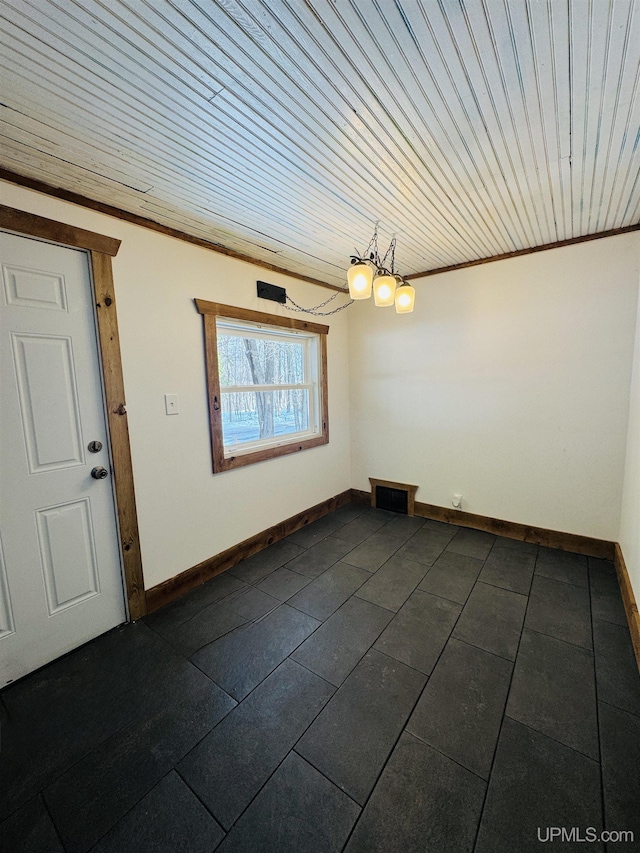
[369,478,418,517]
[375,486,409,514]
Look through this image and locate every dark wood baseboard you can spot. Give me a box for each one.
[146,489,352,613]
[351,489,615,559]
[614,544,640,673]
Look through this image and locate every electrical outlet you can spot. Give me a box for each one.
[452,494,462,510]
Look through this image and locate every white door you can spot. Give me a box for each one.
[0,231,126,686]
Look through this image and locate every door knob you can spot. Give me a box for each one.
[91,466,109,480]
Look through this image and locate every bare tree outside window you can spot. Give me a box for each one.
[217,330,309,446]
[243,337,275,438]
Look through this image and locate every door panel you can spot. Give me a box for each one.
[0,231,126,686]
[3,263,68,311]
[12,333,85,472]
[36,499,100,614]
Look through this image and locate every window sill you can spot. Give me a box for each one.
[217,433,329,472]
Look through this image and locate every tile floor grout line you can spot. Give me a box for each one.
[476,576,534,597]
[523,625,594,654]
[182,651,240,701]
[174,766,229,836]
[288,604,395,688]
[227,543,310,587]
[283,540,361,577]
[38,714,206,853]
[336,516,431,577]
[199,670,342,839]
[597,697,640,721]
[350,593,398,614]
[285,563,374,621]
[144,616,247,659]
[534,569,589,589]
[91,687,244,846]
[157,581,252,632]
[290,747,364,808]
[352,565,432,614]
[284,656,340,690]
[186,612,321,707]
[470,547,536,853]
[347,534,445,589]
[82,776,175,853]
[473,579,528,599]
[180,583,277,627]
[282,599,323,620]
[2,691,159,828]
[181,553,397,708]
[401,728,490,783]
[165,584,322,676]
[500,713,601,764]
[370,644,434,674]
[589,563,609,844]
[592,614,634,629]
[2,624,241,825]
[445,635,516,665]
[173,690,245,781]
[338,545,492,853]
[147,616,257,675]
[412,584,477,610]
[39,793,67,853]
[336,679,429,853]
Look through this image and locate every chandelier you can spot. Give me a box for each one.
[347,227,415,313]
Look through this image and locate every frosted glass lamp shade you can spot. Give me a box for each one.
[347,263,373,299]
[395,282,415,313]
[373,274,396,307]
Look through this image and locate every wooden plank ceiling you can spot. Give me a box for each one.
[0,0,639,288]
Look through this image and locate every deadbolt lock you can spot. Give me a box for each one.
[88,440,103,453]
[91,466,109,480]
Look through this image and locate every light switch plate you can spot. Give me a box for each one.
[165,394,179,415]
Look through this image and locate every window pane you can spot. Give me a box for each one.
[217,334,305,387]
[221,389,310,447]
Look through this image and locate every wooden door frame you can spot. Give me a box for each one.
[0,204,146,619]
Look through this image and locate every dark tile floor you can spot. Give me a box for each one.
[2,503,640,852]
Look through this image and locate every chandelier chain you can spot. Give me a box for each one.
[284,291,353,316]
[380,237,396,274]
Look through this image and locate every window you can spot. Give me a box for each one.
[196,300,329,472]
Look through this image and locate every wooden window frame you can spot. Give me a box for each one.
[195,299,329,473]
[0,204,146,619]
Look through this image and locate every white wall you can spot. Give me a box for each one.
[1,181,352,588]
[349,234,640,541]
[620,246,640,601]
